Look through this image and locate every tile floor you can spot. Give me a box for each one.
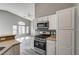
[17,36,39,55]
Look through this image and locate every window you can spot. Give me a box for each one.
[13,25,17,34]
[26,26,29,34]
[19,26,25,34]
[18,21,25,34]
[12,21,30,35]
[18,21,25,25]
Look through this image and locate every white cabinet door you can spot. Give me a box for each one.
[47,40,56,55]
[42,16,49,21]
[49,14,58,30]
[33,19,37,30]
[31,20,35,35]
[37,17,43,22]
[56,30,74,55]
[30,37,34,49]
[56,7,74,29]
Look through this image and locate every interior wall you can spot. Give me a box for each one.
[0,3,35,21]
[0,10,31,38]
[35,3,74,18]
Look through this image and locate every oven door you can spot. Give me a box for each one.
[34,40,46,50]
[34,40,39,48]
[39,41,46,50]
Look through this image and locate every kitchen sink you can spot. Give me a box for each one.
[0,47,5,51]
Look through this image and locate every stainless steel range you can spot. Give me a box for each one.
[34,20,50,55]
[34,34,50,55]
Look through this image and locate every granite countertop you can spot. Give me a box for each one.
[47,35,56,41]
[0,34,16,37]
[0,40,20,55]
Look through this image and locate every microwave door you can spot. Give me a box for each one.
[37,23,44,27]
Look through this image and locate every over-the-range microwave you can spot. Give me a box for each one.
[37,21,49,30]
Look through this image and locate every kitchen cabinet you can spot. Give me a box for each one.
[56,7,75,55]
[36,17,43,22]
[30,37,34,49]
[31,19,36,36]
[36,17,48,23]
[33,19,37,30]
[56,30,74,55]
[49,14,58,30]
[42,16,49,21]
[34,7,74,30]
[33,7,75,55]
[56,7,74,29]
[34,14,58,30]
[3,44,20,55]
[47,40,56,55]
[37,17,43,22]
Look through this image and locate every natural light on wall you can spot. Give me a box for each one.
[13,25,17,34]
[18,21,25,34]
[26,26,29,34]
[13,21,30,35]
[18,21,25,25]
[13,21,30,42]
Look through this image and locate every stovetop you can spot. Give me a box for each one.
[35,34,50,38]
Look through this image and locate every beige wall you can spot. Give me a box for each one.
[35,3,74,18]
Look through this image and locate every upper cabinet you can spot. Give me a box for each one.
[49,14,58,30]
[34,7,74,30]
[33,18,37,30]
[37,17,43,22]
[56,7,74,30]
[42,16,49,21]
[34,14,58,30]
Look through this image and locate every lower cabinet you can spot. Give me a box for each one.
[3,44,20,55]
[30,37,34,49]
[47,40,56,55]
[56,30,74,55]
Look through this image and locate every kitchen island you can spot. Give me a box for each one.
[0,35,20,55]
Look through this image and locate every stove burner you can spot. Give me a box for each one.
[35,34,50,38]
